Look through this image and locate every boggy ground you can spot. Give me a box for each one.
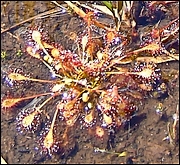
[1,1,179,164]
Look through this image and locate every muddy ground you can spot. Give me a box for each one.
[1,1,179,164]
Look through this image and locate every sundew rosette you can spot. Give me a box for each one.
[2,11,177,158]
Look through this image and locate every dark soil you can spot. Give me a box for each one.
[1,1,179,164]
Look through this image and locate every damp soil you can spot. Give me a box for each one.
[1,1,179,164]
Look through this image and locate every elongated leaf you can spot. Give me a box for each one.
[102,1,113,12]
[92,4,114,16]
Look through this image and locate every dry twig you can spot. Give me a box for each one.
[1,8,60,34]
